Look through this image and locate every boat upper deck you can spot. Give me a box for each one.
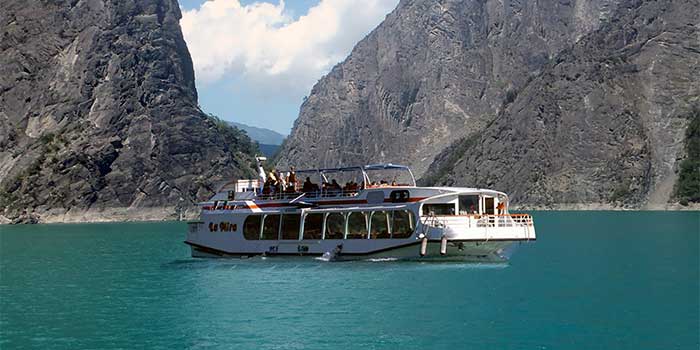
[201,163,510,215]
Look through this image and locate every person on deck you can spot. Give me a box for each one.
[267,169,277,185]
[287,166,297,190]
[333,179,343,189]
[302,177,315,193]
[329,179,342,196]
[256,157,267,193]
[497,201,505,215]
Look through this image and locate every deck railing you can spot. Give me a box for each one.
[425,214,534,228]
[422,214,535,240]
[254,189,360,201]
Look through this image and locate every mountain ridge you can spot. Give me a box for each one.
[228,121,286,146]
[277,0,699,208]
[0,0,258,223]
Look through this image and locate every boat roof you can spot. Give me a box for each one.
[295,163,411,173]
[432,187,507,197]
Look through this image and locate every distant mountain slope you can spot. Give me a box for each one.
[278,0,699,208]
[258,144,281,158]
[0,0,257,223]
[229,122,285,145]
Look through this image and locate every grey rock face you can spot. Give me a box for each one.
[278,0,698,208]
[0,0,257,223]
[279,0,618,175]
[430,0,699,208]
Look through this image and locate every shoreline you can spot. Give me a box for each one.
[1,203,698,225]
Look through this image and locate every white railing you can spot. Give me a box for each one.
[428,214,533,228]
[420,214,535,240]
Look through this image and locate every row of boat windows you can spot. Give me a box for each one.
[422,195,501,215]
[243,210,416,240]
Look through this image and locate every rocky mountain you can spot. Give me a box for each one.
[0,0,257,223]
[278,0,699,208]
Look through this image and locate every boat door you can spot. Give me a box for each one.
[483,197,495,215]
[483,196,496,226]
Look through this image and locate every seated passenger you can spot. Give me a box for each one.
[302,177,315,193]
[330,179,342,195]
[286,184,296,193]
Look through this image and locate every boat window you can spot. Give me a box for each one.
[243,215,262,240]
[261,214,280,240]
[280,214,301,240]
[325,213,345,240]
[422,203,455,216]
[392,210,414,239]
[458,195,480,214]
[346,212,368,239]
[302,213,323,240]
[370,211,390,239]
[484,197,495,215]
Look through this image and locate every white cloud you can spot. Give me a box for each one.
[181,0,398,97]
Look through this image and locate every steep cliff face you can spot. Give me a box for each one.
[279,0,618,175]
[429,0,699,208]
[279,0,698,208]
[0,0,257,223]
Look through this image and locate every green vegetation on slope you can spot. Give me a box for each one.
[674,109,700,204]
[208,114,259,157]
[418,134,479,186]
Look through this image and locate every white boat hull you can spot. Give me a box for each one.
[186,210,532,262]
[186,182,536,262]
[188,240,518,262]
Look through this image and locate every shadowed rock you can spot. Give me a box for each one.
[0,0,257,223]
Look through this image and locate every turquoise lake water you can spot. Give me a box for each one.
[0,211,698,349]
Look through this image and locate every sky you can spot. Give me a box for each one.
[179,0,399,135]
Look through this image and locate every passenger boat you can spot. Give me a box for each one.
[185,161,536,261]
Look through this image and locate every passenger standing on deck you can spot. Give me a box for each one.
[266,169,277,197]
[287,166,297,191]
[497,201,505,215]
[256,156,267,193]
[279,171,287,189]
[267,169,277,185]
